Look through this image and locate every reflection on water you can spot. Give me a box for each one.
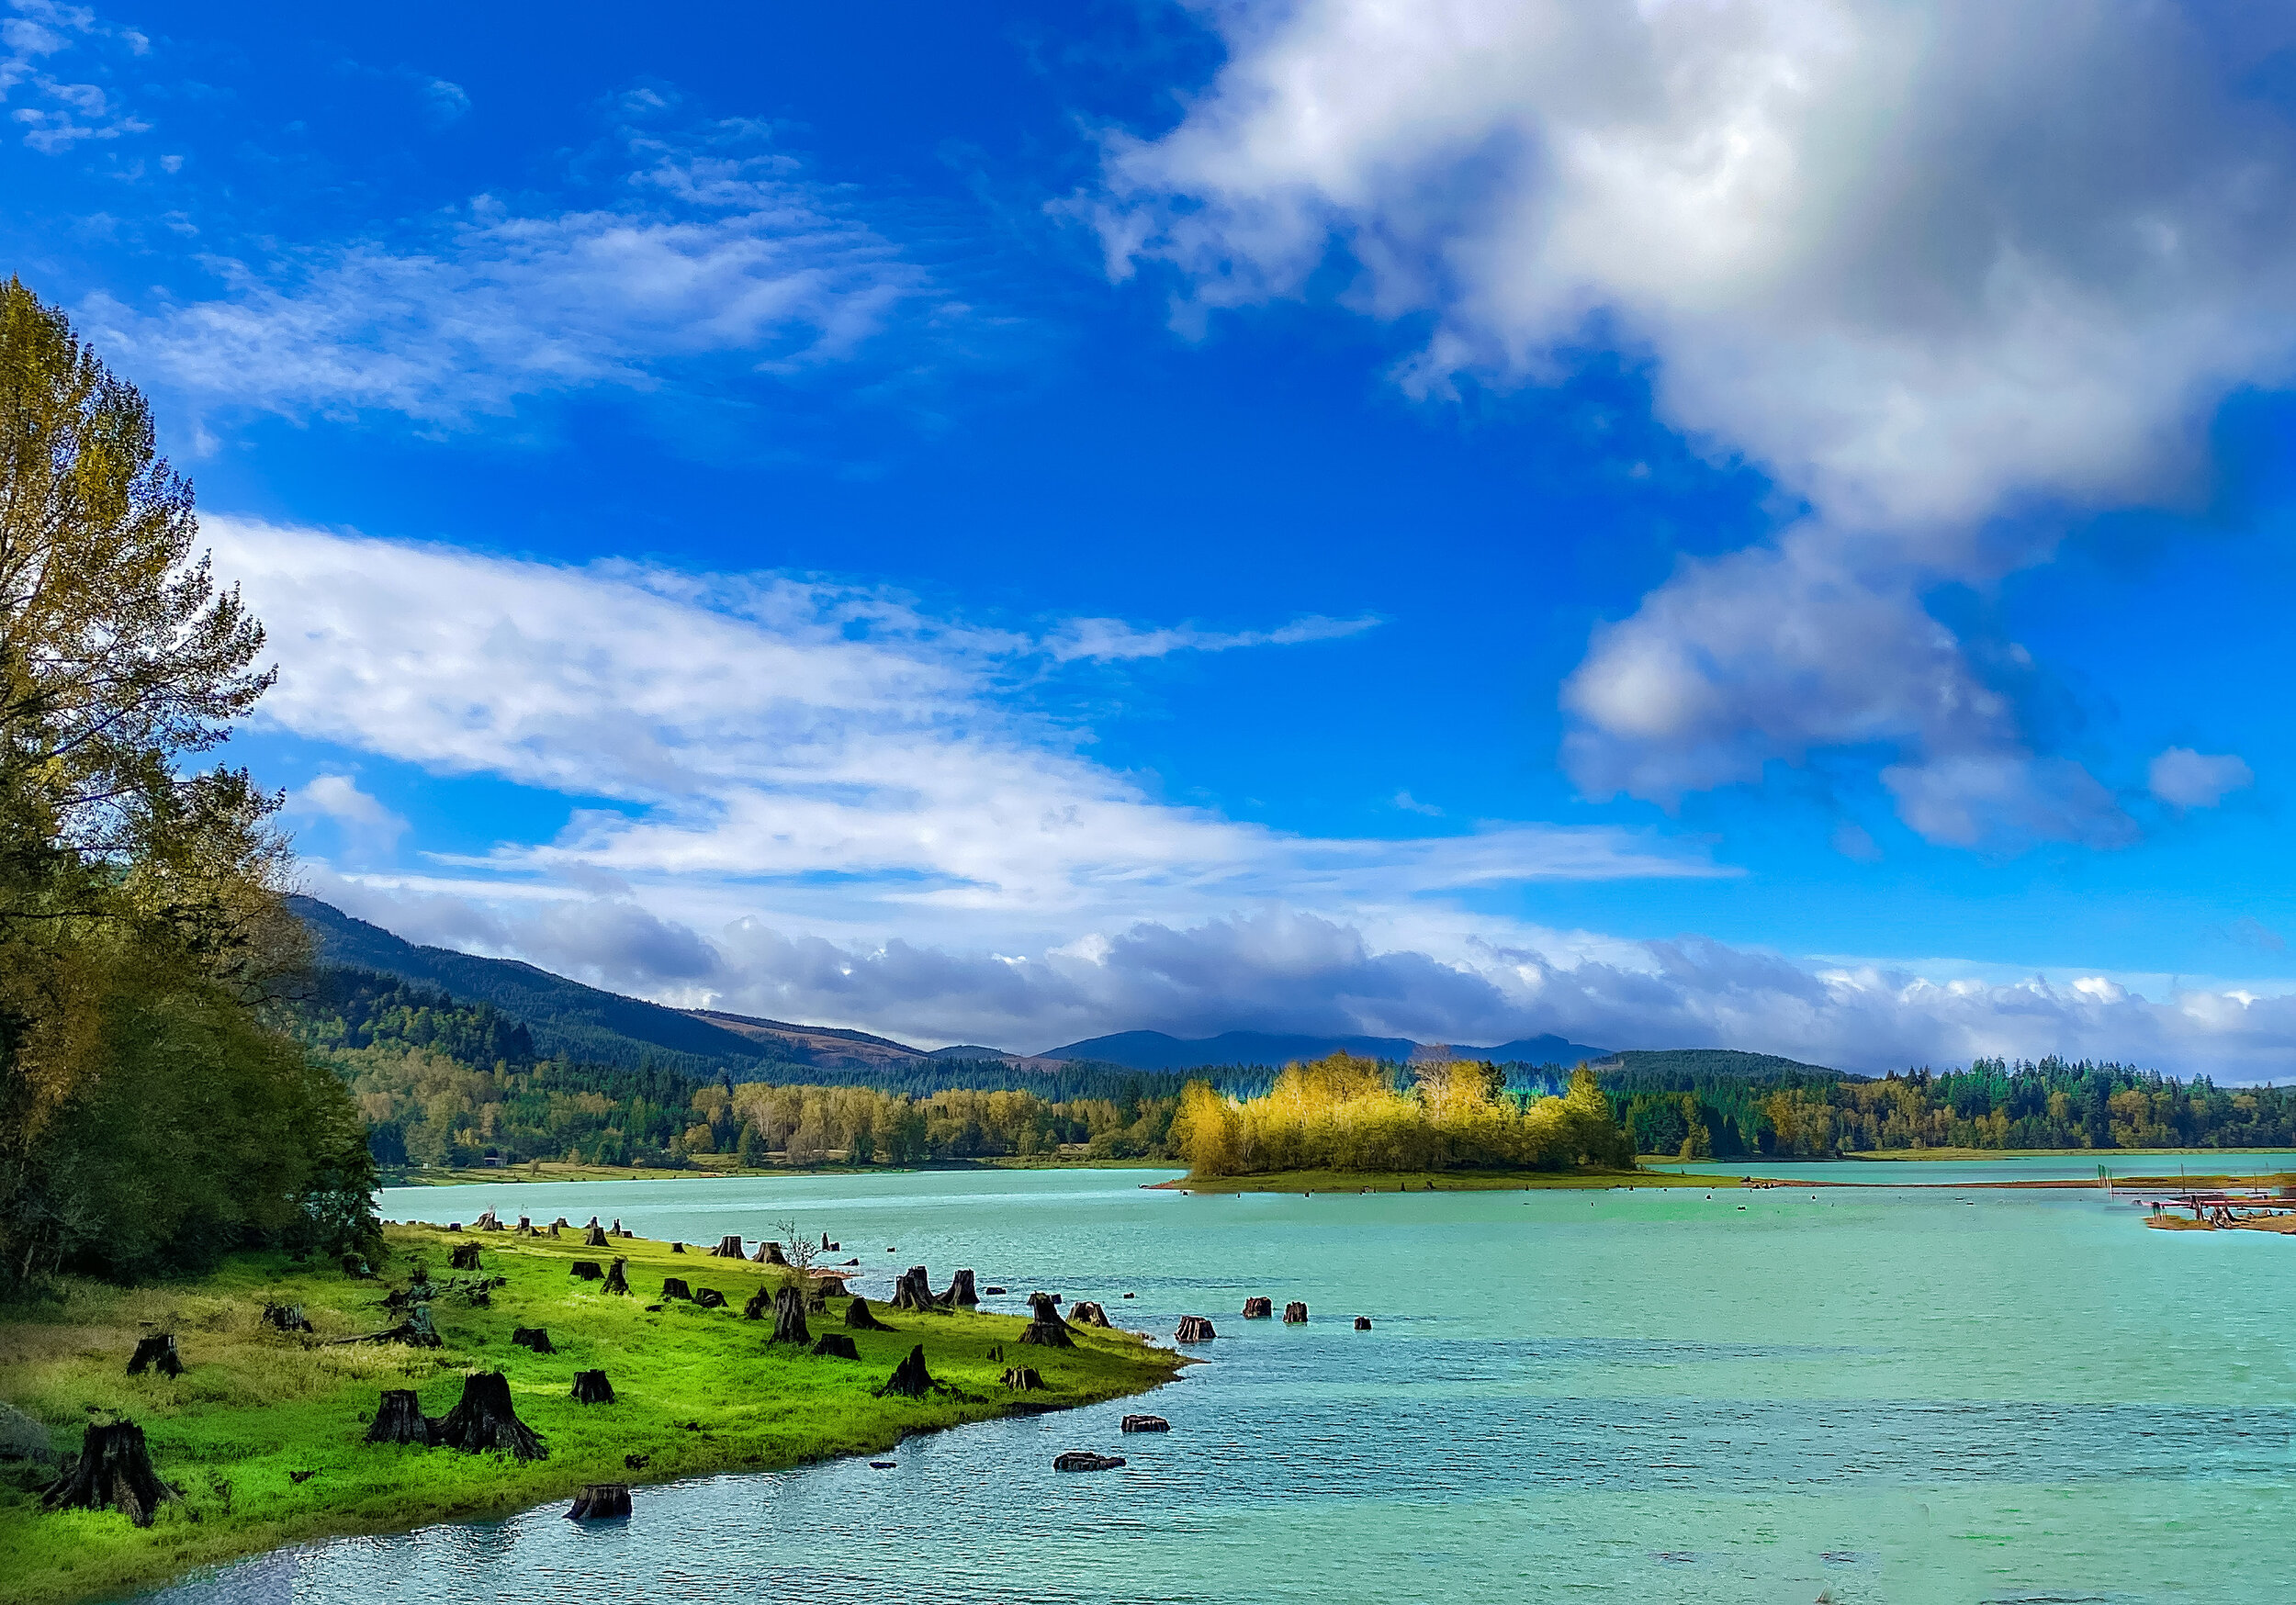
[152,1166,2296,1604]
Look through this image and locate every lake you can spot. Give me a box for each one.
[150,1163,2296,1603]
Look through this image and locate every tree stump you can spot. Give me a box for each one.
[1068,1301,1111,1328]
[984,1285,1007,1296]
[570,1262,604,1281]
[474,1210,501,1231]
[126,1334,183,1378]
[743,1285,772,1320]
[811,1333,860,1359]
[753,1240,788,1266]
[517,1217,532,1233]
[570,1370,614,1405]
[602,1258,630,1296]
[1354,1316,1372,1330]
[1120,1414,1170,1432]
[890,1265,944,1312]
[41,1421,179,1525]
[771,1285,811,1344]
[366,1389,433,1444]
[693,1288,727,1310]
[431,1372,546,1461]
[670,1241,685,1253]
[566,1483,630,1520]
[1000,1365,1044,1391]
[584,1224,609,1248]
[1052,1451,1125,1472]
[711,1234,745,1258]
[1283,1302,1309,1324]
[660,1278,692,1301]
[511,1327,554,1354]
[1173,1316,1217,1342]
[845,1295,892,1331]
[449,1242,481,1270]
[940,1269,979,1307]
[1242,1296,1273,1319]
[1019,1292,1074,1348]
[261,1302,312,1333]
[612,1219,629,1237]
[873,1344,936,1397]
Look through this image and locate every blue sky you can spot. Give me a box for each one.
[13,0,2296,1072]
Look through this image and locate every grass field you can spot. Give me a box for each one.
[0,1224,1180,1605]
[1153,1167,1728,1194]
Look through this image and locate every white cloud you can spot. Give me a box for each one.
[1043,612,1378,663]
[78,128,954,428]
[286,773,410,859]
[2148,746,2254,810]
[1090,0,2296,847]
[2,0,148,152]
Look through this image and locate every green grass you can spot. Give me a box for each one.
[1157,1167,1728,1194]
[0,1225,1181,1605]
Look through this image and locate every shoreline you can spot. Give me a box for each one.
[381,1156,1180,1188]
[1150,1167,1715,1194]
[0,1224,1180,1605]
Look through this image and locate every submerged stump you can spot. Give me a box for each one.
[1174,1316,1217,1343]
[432,1372,546,1461]
[366,1389,432,1444]
[845,1295,892,1331]
[570,1370,614,1405]
[1019,1292,1074,1349]
[126,1334,183,1378]
[940,1268,979,1307]
[1120,1414,1170,1432]
[1052,1451,1125,1472]
[1242,1296,1273,1319]
[1354,1316,1372,1330]
[1068,1300,1111,1328]
[41,1421,179,1526]
[567,1483,631,1520]
[811,1333,860,1360]
[1283,1301,1309,1324]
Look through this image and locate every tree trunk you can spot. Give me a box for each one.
[845,1295,892,1331]
[1020,1292,1075,1348]
[566,1484,631,1520]
[711,1235,744,1258]
[873,1344,936,1397]
[41,1421,178,1526]
[1174,1316,1217,1342]
[1242,1296,1272,1319]
[449,1242,481,1270]
[431,1372,546,1461]
[811,1333,860,1359]
[1000,1365,1044,1391]
[939,1268,979,1307]
[1120,1414,1170,1431]
[511,1327,554,1354]
[771,1285,811,1344]
[1283,1302,1309,1323]
[602,1258,629,1296]
[660,1277,692,1301]
[570,1370,614,1405]
[366,1389,433,1444]
[1068,1300,1110,1328]
[126,1334,182,1378]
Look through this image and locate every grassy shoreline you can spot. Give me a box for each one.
[382,1155,1180,1187]
[0,1225,1180,1605]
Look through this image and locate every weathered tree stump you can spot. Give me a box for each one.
[1068,1300,1111,1328]
[41,1421,179,1525]
[711,1234,745,1258]
[1019,1292,1074,1348]
[890,1265,944,1312]
[752,1240,788,1266]
[584,1224,609,1248]
[566,1483,631,1520]
[1052,1451,1125,1472]
[366,1389,433,1444]
[806,1278,833,1313]
[873,1344,936,1397]
[771,1285,810,1344]
[517,1217,532,1233]
[602,1258,629,1296]
[126,1334,183,1378]
[983,1285,1007,1296]
[743,1285,772,1319]
[693,1288,727,1310]
[1354,1316,1372,1330]
[432,1372,546,1461]
[845,1295,892,1331]
[261,1302,312,1333]
[1173,1316,1217,1342]
[474,1210,501,1231]
[570,1262,604,1281]
[511,1327,554,1354]
[811,1333,860,1359]
[1120,1414,1170,1432]
[1242,1296,1273,1319]
[612,1219,629,1238]
[1283,1302,1309,1324]
[660,1278,692,1301]
[670,1241,685,1253]
[1000,1365,1044,1391]
[343,1304,441,1347]
[449,1242,481,1270]
[940,1268,979,1307]
[570,1371,614,1405]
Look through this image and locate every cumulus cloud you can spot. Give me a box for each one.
[1092,0,2296,847]
[285,773,409,859]
[78,123,955,428]
[2148,746,2254,810]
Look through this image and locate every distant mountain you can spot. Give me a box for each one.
[1591,1048,1846,1083]
[687,1009,928,1072]
[292,896,790,1079]
[1040,1028,1612,1072]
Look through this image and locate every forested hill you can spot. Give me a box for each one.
[291,895,795,1078]
[1593,1049,1850,1086]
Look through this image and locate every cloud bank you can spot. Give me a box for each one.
[1093,0,2296,847]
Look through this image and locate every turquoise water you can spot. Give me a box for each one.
[1669,1150,2296,1185]
[152,1166,2296,1603]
